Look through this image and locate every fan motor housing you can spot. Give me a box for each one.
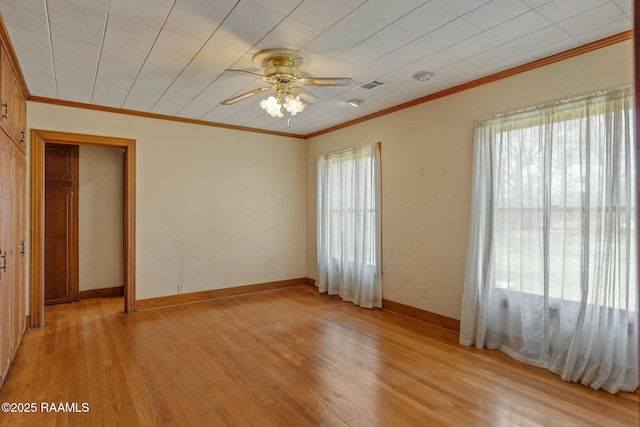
[253,49,308,81]
[265,59,300,81]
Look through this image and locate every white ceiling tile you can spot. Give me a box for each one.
[230,104,268,126]
[328,11,387,43]
[173,0,237,17]
[151,43,245,116]
[573,17,632,44]
[50,18,104,47]
[416,47,471,71]
[51,38,99,103]
[254,17,323,51]
[491,52,537,70]
[378,35,441,64]
[242,113,281,130]
[335,0,368,9]
[430,0,491,16]
[337,44,385,66]
[403,33,503,75]
[309,85,353,101]
[613,0,632,16]
[201,96,263,122]
[177,73,260,118]
[48,1,108,101]
[526,37,580,58]
[304,31,354,57]
[436,56,487,79]
[122,31,207,111]
[536,0,609,23]
[203,26,248,51]
[383,77,439,97]
[521,0,553,8]
[366,50,417,76]
[488,11,552,42]
[367,37,441,76]
[358,0,427,24]
[92,12,169,107]
[163,7,222,41]
[210,1,285,50]
[510,25,573,53]
[469,43,527,67]
[241,0,303,16]
[421,18,483,49]
[108,0,173,25]
[290,0,353,28]
[379,68,418,86]
[448,32,505,57]
[463,0,531,30]
[2,0,47,15]
[360,25,417,53]
[311,58,375,85]
[394,2,456,36]
[557,3,626,38]
[47,0,109,29]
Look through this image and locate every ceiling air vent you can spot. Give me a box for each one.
[354,79,386,92]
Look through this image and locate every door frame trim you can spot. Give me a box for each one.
[30,130,136,327]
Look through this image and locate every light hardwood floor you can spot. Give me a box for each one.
[0,285,638,426]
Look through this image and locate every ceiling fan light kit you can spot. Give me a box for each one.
[221,49,354,120]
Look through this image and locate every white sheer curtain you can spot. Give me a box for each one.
[317,143,382,308]
[460,86,638,394]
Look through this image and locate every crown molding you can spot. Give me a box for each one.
[26,96,306,139]
[304,30,634,139]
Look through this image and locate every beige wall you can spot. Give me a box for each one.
[78,145,124,291]
[27,105,307,301]
[305,41,634,320]
[25,41,633,316]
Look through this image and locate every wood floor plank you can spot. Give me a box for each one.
[0,285,637,426]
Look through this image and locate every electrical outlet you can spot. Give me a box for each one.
[421,286,428,299]
[178,283,185,294]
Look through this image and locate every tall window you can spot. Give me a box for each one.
[317,143,382,309]
[460,86,638,394]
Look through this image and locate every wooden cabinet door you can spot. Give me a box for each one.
[11,152,25,358]
[0,132,13,381]
[11,75,24,153]
[0,45,12,140]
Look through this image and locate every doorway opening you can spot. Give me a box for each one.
[31,130,136,327]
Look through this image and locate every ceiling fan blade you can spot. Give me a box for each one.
[220,86,272,105]
[298,77,355,86]
[289,87,321,104]
[226,69,271,81]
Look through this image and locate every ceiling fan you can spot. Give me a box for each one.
[221,49,355,118]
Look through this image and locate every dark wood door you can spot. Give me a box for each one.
[44,144,78,305]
